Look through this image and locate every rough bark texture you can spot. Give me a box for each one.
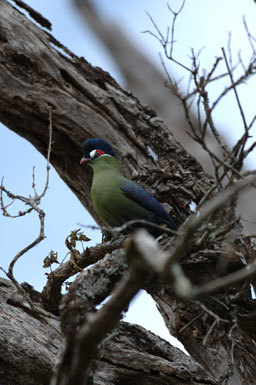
[1,1,256,385]
[0,278,61,385]
[0,277,216,385]
[0,0,210,226]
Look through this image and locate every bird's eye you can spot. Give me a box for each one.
[95,150,105,157]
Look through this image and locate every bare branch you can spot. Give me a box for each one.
[0,108,53,312]
[41,237,124,314]
[163,175,256,279]
[79,218,177,235]
[190,259,256,298]
[243,16,256,56]
[222,47,248,133]
[167,0,186,58]
[52,230,156,385]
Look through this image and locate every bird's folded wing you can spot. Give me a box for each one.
[120,178,176,230]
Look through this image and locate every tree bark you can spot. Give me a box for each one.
[0,277,216,385]
[1,1,256,384]
[0,278,61,385]
[0,0,210,226]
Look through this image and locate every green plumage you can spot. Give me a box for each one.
[81,138,176,234]
[90,156,150,227]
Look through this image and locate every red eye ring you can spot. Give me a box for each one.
[95,150,105,157]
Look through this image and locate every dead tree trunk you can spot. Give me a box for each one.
[0,1,256,384]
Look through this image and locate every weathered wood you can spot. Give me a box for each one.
[58,237,256,385]
[41,238,124,314]
[0,0,211,228]
[0,277,216,385]
[94,322,217,385]
[0,278,61,385]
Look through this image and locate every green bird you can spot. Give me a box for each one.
[80,138,176,236]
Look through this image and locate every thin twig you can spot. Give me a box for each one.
[222,47,248,133]
[0,108,53,311]
[179,312,203,333]
[39,106,52,198]
[79,218,177,236]
[167,0,186,58]
[190,259,256,298]
[163,175,256,278]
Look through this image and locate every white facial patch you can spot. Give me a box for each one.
[89,149,96,158]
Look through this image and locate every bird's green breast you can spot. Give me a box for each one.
[90,156,148,227]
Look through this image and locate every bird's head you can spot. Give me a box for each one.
[80,138,117,164]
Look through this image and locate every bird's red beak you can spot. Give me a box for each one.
[80,157,91,164]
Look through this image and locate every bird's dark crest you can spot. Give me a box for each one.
[82,138,117,159]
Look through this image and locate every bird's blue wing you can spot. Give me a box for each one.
[120,178,176,230]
